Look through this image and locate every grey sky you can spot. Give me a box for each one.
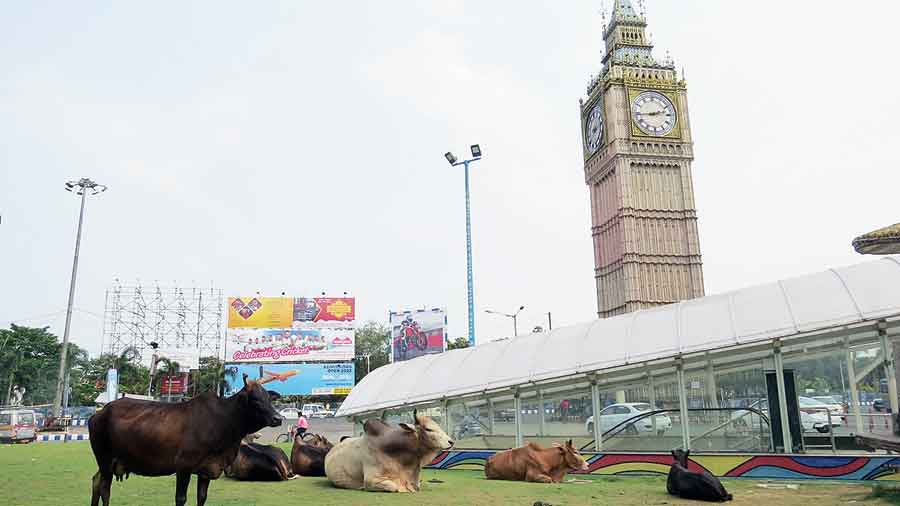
[2,1,898,357]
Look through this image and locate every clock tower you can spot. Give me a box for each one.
[581,0,704,318]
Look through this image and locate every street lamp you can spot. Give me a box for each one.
[53,178,107,417]
[445,144,482,347]
[485,305,525,337]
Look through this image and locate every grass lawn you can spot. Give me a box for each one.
[1,442,897,506]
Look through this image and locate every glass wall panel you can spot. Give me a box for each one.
[522,387,593,450]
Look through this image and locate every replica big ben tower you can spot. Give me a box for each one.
[581,0,704,318]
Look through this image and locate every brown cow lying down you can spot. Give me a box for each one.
[225,436,296,481]
[484,440,589,483]
[324,410,453,492]
[291,433,334,477]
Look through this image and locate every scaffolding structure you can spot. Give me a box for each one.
[102,281,223,363]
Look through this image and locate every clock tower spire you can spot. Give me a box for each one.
[580,1,704,318]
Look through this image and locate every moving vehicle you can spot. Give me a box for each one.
[0,409,38,443]
[585,403,672,436]
[872,399,886,412]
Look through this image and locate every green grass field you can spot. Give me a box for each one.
[1,443,896,506]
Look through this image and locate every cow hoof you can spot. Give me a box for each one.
[534,502,553,506]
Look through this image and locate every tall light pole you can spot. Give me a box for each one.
[53,178,107,417]
[445,145,482,347]
[486,305,525,337]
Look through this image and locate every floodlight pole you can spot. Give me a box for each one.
[54,178,107,417]
[451,156,480,347]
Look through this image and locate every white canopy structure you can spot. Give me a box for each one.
[341,256,900,420]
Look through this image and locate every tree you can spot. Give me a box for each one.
[354,321,390,383]
[197,356,230,395]
[447,337,470,350]
[0,325,90,406]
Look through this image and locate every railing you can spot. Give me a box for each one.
[579,407,772,453]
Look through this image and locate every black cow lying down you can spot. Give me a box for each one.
[667,449,732,502]
[226,434,296,481]
[88,375,283,506]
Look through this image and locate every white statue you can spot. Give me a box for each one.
[10,385,25,406]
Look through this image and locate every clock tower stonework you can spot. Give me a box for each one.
[581,0,704,318]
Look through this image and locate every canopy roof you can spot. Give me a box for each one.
[339,256,900,417]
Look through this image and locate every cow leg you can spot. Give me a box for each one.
[196,476,210,506]
[525,469,554,483]
[91,470,112,506]
[363,475,401,493]
[174,472,191,506]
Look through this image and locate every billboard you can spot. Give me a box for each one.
[227,328,354,363]
[224,362,354,396]
[390,308,447,362]
[226,295,356,363]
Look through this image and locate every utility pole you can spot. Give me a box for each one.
[53,178,107,417]
[547,312,552,331]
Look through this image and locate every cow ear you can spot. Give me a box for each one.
[399,423,416,433]
[267,390,281,401]
[567,439,573,447]
[413,409,419,425]
[671,449,677,458]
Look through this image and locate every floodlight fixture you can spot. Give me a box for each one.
[470,144,482,158]
[445,152,458,165]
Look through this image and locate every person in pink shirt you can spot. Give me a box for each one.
[294,413,309,439]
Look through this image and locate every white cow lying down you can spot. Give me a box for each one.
[324,411,453,493]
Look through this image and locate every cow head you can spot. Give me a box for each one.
[671,448,689,467]
[243,374,284,429]
[399,409,453,451]
[555,439,589,472]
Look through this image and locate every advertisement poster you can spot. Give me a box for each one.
[224,362,355,396]
[389,308,447,362]
[227,327,354,363]
[293,297,356,323]
[228,297,294,329]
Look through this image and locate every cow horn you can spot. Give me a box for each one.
[242,373,249,388]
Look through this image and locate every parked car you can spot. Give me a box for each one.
[278,407,301,419]
[731,399,830,433]
[302,403,334,418]
[585,402,672,436]
[0,409,38,444]
[799,396,842,426]
[812,396,844,414]
[873,399,886,412]
[494,409,515,422]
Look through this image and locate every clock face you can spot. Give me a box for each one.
[631,91,677,136]
[585,102,604,154]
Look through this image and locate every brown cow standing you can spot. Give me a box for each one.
[88,375,283,506]
[484,440,589,483]
[290,433,334,477]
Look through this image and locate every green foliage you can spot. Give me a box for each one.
[0,325,90,405]
[354,321,390,383]
[447,337,470,350]
[196,356,228,395]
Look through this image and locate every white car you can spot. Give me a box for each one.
[731,399,831,433]
[804,396,843,425]
[278,407,301,419]
[302,403,335,418]
[585,402,672,436]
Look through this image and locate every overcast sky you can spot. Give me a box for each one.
[2,1,898,357]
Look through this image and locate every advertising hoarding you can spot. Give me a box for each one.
[224,362,355,396]
[389,308,447,362]
[227,327,354,363]
[226,295,356,363]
